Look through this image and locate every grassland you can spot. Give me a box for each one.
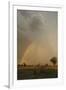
[17,65,58,80]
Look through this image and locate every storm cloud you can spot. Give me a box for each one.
[17,10,58,65]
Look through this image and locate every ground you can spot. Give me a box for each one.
[17,65,58,80]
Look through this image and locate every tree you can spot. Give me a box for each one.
[22,62,26,66]
[50,57,57,66]
[44,64,48,67]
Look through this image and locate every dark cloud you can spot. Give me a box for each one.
[30,16,43,31]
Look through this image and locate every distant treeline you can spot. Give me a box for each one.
[17,57,57,67]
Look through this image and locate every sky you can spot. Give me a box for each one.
[17,10,58,65]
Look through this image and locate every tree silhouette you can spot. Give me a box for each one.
[50,57,57,66]
[44,64,48,67]
[22,62,26,66]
